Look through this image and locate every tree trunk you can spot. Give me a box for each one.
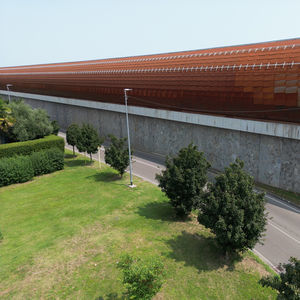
[73,145,75,157]
[90,153,92,161]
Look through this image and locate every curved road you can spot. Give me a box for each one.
[61,133,300,272]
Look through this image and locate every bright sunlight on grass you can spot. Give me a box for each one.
[0,150,276,299]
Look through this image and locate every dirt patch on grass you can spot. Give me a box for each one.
[236,256,270,277]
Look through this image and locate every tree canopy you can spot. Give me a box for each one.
[76,123,102,160]
[0,98,14,135]
[105,134,130,177]
[260,257,300,299]
[66,123,80,157]
[198,159,267,255]
[8,100,53,142]
[156,143,211,217]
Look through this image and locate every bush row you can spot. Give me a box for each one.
[0,148,64,187]
[0,135,65,159]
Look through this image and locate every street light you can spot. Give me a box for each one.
[124,88,135,188]
[6,84,13,103]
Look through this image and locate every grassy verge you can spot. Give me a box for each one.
[0,150,276,299]
[256,182,300,207]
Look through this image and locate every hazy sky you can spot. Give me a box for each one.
[1,0,299,67]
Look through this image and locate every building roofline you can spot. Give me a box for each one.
[1,37,299,69]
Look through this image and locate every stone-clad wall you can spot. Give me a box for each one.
[15,96,299,193]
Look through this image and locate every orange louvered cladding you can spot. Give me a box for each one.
[0,38,299,123]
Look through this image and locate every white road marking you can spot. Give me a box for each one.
[268,220,300,244]
[264,194,300,213]
[252,249,280,273]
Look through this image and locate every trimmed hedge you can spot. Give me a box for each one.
[0,148,64,187]
[30,148,64,176]
[0,135,65,159]
[0,156,34,187]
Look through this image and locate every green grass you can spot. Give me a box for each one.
[256,182,300,207]
[0,150,277,299]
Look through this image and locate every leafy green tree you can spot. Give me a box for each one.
[8,100,53,141]
[156,143,211,217]
[105,134,130,177]
[259,257,300,299]
[66,123,80,157]
[0,98,14,135]
[198,159,267,255]
[51,120,60,135]
[117,254,164,300]
[76,123,102,160]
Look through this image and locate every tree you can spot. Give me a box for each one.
[66,123,80,157]
[105,134,130,177]
[117,254,164,300]
[51,120,60,135]
[8,100,53,141]
[76,123,102,161]
[259,257,300,299]
[0,98,14,135]
[198,159,267,255]
[156,143,211,217]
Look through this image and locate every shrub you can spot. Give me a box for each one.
[198,159,267,255]
[105,134,130,177]
[0,156,34,187]
[66,123,80,157]
[156,143,211,217]
[45,148,64,172]
[30,148,64,176]
[260,257,300,299]
[117,254,164,300]
[0,149,64,187]
[30,150,50,176]
[0,135,65,159]
[9,100,53,142]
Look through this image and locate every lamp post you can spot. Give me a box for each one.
[124,88,135,187]
[6,84,13,103]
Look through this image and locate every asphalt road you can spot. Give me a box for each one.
[60,133,300,272]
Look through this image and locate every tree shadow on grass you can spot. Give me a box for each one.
[136,201,191,222]
[164,230,242,272]
[64,159,93,168]
[95,293,126,300]
[137,201,177,222]
[96,293,125,300]
[64,153,76,159]
[88,171,121,182]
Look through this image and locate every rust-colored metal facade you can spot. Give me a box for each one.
[0,38,299,123]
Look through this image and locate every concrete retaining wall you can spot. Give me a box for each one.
[1,92,299,193]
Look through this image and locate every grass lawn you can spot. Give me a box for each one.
[0,151,277,299]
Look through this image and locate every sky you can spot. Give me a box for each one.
[0,0,299,67]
